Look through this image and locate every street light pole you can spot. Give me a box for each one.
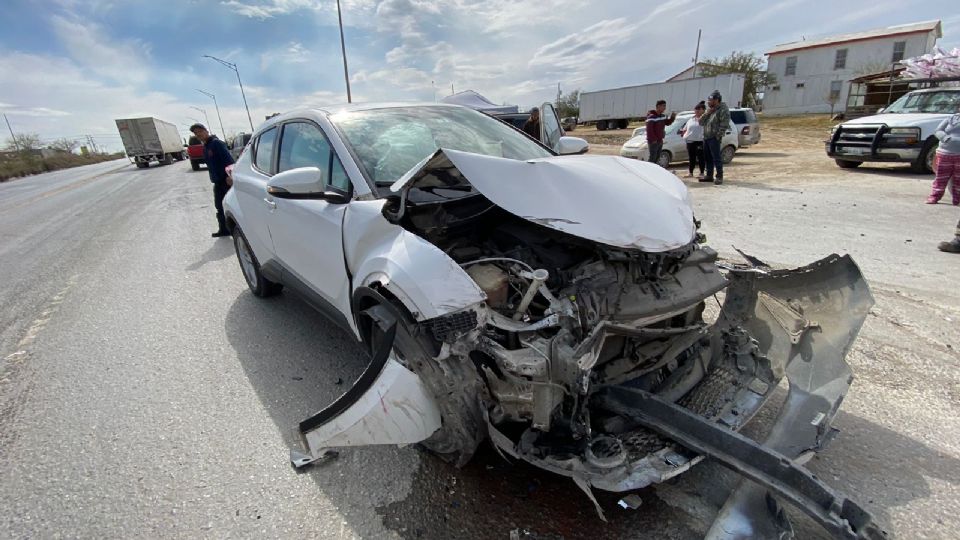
[196,89,225,136]
[203,55,255,132]
[336,0,352,103]
[190,106,210,128]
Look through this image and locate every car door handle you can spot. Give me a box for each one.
[263,198,276,210]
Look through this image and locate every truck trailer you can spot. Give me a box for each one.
[115,117,185,168]
[579,73,747,130]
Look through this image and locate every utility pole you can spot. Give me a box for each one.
[4,113,19,151]
[432,80,436,102]
[451,83,454,95]
[692,29,702,78]
[556,82,561,110]
[336,0,352,103]
[196,89,225,136]
[203,55,255,132]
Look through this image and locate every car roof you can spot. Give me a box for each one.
[256,102,475,132]
[908,87,960,94]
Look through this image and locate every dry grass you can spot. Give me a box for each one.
[0,153,126,182]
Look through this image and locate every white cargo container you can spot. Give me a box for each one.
[115,117,186,168]
[579,73,747,130]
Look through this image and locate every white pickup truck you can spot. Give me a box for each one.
[826,87,960,173]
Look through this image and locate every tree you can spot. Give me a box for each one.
[557,89,580,119]
[699,51,778,109]
[49,138,79,154]
[4,132,41,153]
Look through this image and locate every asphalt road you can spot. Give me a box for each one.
[0,156,957,539]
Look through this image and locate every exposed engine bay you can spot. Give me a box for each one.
[295,149,884,539]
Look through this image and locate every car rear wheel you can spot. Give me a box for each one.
[233,226,282,297]
[835,159,862,169]
[618,119,629,129]
[657,150,672,168]
[190,159,200,171]
[597,120,608,131]
[721,145,736,164]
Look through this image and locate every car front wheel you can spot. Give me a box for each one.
[657,150,672,168]
[835,159,862,169]
[233,226,282,297]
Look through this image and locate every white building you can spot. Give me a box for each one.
[762,20,942,115]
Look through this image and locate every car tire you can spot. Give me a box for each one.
[657,150,672,168]
[233,226,282,297]
[721,145,736,164]
[913,139,938,174]
[597,120,608,131]
[835,159,862,169]
[618,119,629,129]
[136,161,148,169]
[191,159,200,171]
[160,153,173,166]
[364,298,485,467]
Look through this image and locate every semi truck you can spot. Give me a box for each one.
[115,117,186,168]
[579,73,747,130]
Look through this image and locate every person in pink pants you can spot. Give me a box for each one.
[927,111,960,205]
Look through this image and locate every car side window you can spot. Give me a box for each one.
[254,127,277,174]
[278,121,352,192]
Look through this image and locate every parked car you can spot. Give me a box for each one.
[826,87,960,173]
[222,102,881,538]
[115,117,185,168]
[187,136,205,171]
[561,116,577,131]
[229,133,252,160]
[729,107,761,147]
[620,114,739,166]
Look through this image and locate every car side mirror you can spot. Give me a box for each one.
[876,107,885,114]
[266,166,351,203]
[556,136,589,155]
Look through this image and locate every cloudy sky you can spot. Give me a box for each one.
[1,0,957,151]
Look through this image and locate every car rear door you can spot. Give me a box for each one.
[268,120,353,328]
[233,126,279,263]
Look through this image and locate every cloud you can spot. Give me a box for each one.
[50,14,153,86]
[221,0,378,20]
[528,18,638,71]
[0,105,71,117]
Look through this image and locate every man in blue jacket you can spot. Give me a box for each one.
[190,123,234,237]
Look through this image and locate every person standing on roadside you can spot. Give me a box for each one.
[700,90,730,184]
[926,108,960,205]
[190,123,234,238]
[523,107,541,141]
[646,100,676,165]
[683,102,706,179]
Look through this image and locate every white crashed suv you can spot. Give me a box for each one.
[222,102,881,536]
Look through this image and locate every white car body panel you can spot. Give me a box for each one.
[344,199,486,321]
[228,151,277,265]
[393,148,695,253]
[302,356,441,451]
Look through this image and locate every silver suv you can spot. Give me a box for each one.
[729,108,761,147]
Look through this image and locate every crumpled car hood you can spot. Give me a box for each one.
[391,148,696,252]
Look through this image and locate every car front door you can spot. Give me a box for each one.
[539,102,564,152]
[233,126,279,263]
[268,120,353,327]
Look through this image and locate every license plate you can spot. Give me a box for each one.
[842,148,869,156]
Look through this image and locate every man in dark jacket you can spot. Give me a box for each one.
[190,123,234,237]
[699,90,730,185]
[523,107,541,140]
[645,100,676,165]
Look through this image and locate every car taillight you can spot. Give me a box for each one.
[741,126,750,135]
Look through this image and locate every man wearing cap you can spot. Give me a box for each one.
[523,107,541,140]
[699,90,730,185]
[190,123,234,237]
